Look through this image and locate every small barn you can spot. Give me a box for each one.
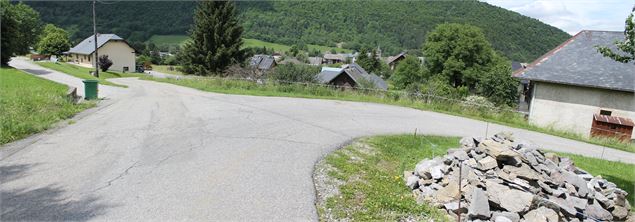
[386,52,406,70]
[323,54,345,64]
[249,55,277,73]
[316,64,387,90]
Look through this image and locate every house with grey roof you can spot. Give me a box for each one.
[67,34,136,72]
[514,30,635,140]
[249,55,277,74]
[316,64,387,90]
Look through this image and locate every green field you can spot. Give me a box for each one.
[0,68,93,144]
[148,35,351,53]
[317,135,635,220]
[147,35,189,46]
[36,62,146,87]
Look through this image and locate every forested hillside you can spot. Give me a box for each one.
[26,1,570,61]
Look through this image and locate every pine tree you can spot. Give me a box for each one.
[178,1,245,76]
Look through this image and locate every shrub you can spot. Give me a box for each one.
[98,55,113,72]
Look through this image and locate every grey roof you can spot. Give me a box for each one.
[250,55,276,70]
[387,52,406,64]
[316,64,388,90]
[68,34,127,55]
[323,54,345,61]
[511,61,524,71]
[514,30,635,92]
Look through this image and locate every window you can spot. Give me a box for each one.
[600,110,612,116]
[123,67,129,72]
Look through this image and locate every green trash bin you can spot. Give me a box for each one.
[82,79,99,100]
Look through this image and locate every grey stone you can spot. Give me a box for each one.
[548,195,577,216]
[524,206,559,222]
[486,180,510,205]
[406,175,419,189]
[567,194,588,210]
[544,152,560,164]
[584,200,612,221]
[611,205,629,221]
[433,181,460,204]
[499,189,533,213]
[503,164,540,181]
[430,165,444,180]
[415,158,441,178]
[477,156,498,171]
[460,137,476,148]
[494,216,512,222]
[564,171,588,197]
[492,211,520,222]
[467,188,490,220]
[454,150,471,161]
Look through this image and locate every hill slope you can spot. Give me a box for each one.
[26,1,570,61]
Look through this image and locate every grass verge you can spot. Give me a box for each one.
[316,135,456,221]
[140,76,635,153]
[152,65,184,75]
[315,135,635,221]
[0,67,94,145]
[36,62,146,87]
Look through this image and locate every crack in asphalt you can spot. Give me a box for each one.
[91,161,140,193]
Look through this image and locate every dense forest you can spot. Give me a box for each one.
[25,1,570,62]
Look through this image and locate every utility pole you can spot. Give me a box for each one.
[93,0,99,78]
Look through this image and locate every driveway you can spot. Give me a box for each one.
[8,58,128,99]
[2,64,635,221]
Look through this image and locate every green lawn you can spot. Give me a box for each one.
[152,65,184,75]
[147,35,351,53]
[319,135,455,221]
[317,135,635,220]
[36,62,146,87]
[0,67,94,144]
[140,76,634,153]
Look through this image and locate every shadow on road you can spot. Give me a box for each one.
[22,69,52,75]
[0,164,113,221]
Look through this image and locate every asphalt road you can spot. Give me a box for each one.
[3,62,635,221]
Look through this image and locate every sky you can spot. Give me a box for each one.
[484,0,635,35]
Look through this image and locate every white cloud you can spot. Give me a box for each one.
[485,0,634,35]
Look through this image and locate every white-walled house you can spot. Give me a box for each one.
[67,34,136,72]
[514,30,635,140]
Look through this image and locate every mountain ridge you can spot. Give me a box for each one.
[25,1,570,61]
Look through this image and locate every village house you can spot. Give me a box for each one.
[316,63,388,90]
[386,52,406,70]
[514,30,635,141]
[322,53,346,64]
[249,55,277,74]
[67,34,136,72]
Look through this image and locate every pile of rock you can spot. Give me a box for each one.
[404,132,632,222]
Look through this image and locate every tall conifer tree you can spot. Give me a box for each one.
[178,1,245,75]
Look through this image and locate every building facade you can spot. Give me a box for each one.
[67,34,136,72]
[515,30,635,140]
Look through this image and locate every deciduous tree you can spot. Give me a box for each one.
[36,24,71,56]
[423,23,494,89]
[390,56,425,89]
[596,7,634,63]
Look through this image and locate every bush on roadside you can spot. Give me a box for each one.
[267,63,320,83]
